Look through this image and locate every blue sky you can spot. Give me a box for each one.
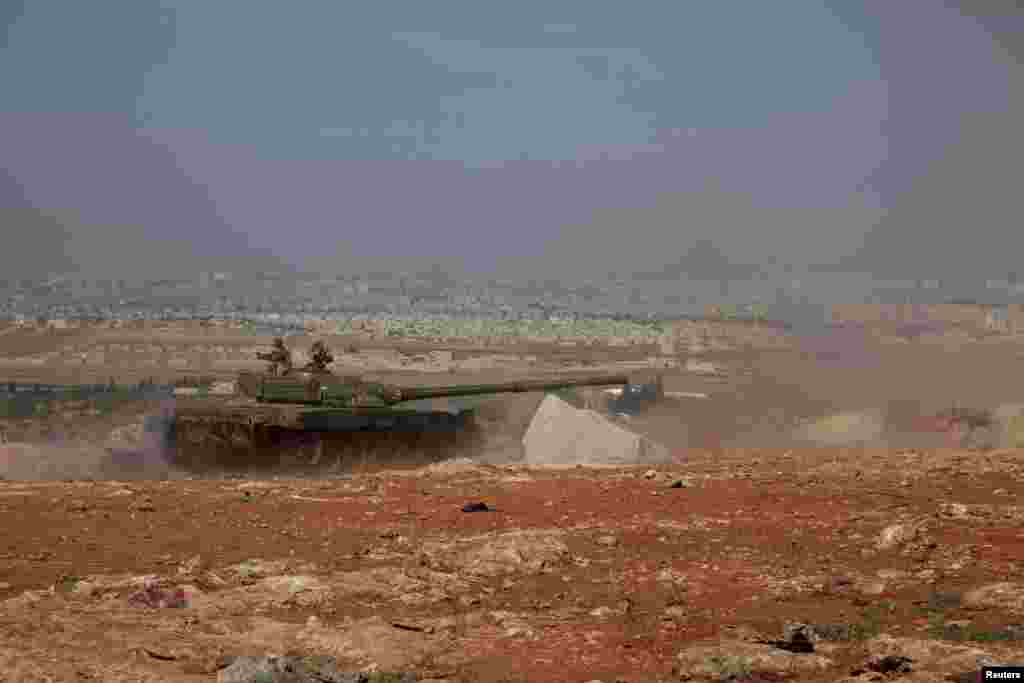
[1,1,1019,281]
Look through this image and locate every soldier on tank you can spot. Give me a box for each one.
[305,340,335,374]
[258,337,293,376]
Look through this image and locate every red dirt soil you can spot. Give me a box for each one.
[1,447,1023,682]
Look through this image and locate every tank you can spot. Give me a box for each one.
[162,369,632,472]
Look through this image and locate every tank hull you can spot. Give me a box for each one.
[171,396,473,431]
[160,396,481,474]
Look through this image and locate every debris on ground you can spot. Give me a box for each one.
[759,623,817,653]
[864,654,914,675]
[126,577,189,608]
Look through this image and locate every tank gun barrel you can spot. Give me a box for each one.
[247,372,633,409]
[389,375,630,403]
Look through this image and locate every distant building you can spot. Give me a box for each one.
[986,305,1011,333]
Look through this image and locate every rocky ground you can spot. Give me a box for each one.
[3,319,1024,681]
[1,447,1023,682]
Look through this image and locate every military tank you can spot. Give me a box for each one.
[160,342,632,472]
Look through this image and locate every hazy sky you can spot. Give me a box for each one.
[1,1,1020,283]
[851,1,1023,281]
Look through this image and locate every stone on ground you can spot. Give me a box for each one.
[421,529,569,577]
[674,640,834,679]
[295,615,442,672]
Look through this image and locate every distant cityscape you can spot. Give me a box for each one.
[2,266,1023,327]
